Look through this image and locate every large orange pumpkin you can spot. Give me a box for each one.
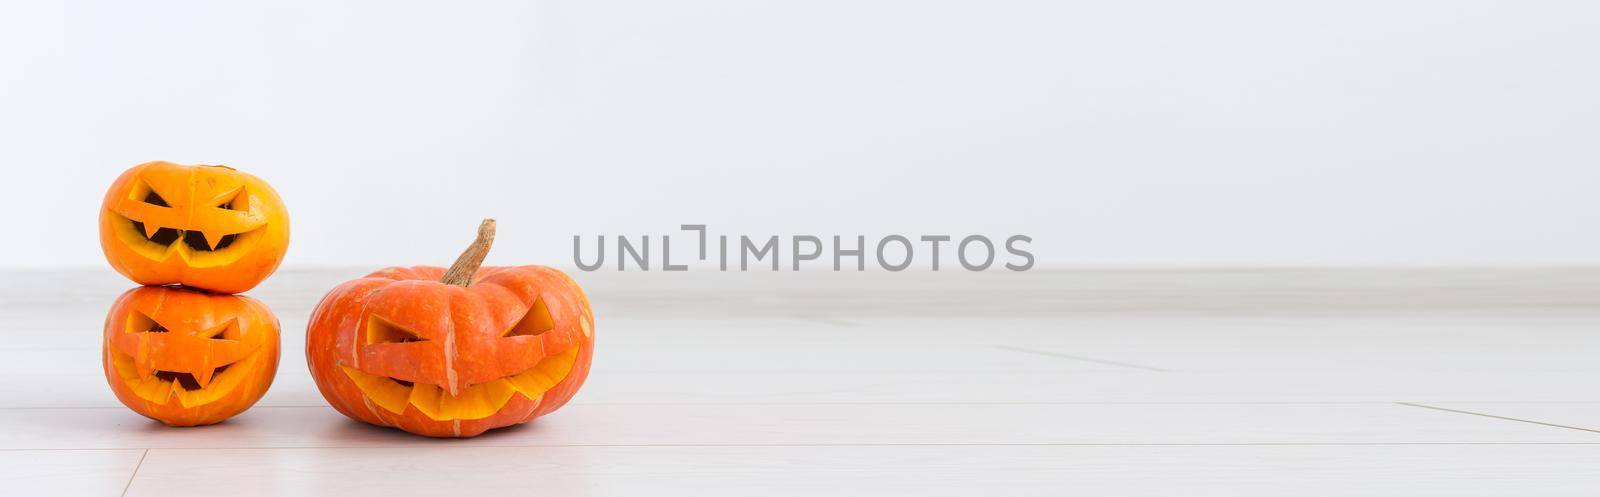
[103,285,281,426]
[99,161,290,294]
[306,220,595,437]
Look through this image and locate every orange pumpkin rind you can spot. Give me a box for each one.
[306,220,595,437]
[102,286,282,427]
[99,161,290,294]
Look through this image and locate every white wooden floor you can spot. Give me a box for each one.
[5,268,1600,496]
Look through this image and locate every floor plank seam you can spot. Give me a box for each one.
[9,401,1525,411]
[991,344,1173,372]
[18,400,1600,411]
[120,449,147,497]
[1395,402,1600,436]
[11,442,1600,452]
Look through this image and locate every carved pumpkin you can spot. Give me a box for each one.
[306,220,595,437]
[99,161,290,294]
[102,285,281,426]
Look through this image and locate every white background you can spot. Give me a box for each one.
[3,1,1596,268]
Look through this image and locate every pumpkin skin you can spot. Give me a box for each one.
[99,161,290,294]
[102,285,281,426]
[306,264,595,438]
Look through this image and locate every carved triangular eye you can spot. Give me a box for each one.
[502,297,555,338]
[202,319,238,340]
[367,315,427,344]
[142,189,170,207]
[217,188,248,211]
[127,310,167,333]
[128,179,171,207]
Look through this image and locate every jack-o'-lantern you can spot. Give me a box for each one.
[99,161,290,294]
[306,219,595,437]
[103,285,281,426]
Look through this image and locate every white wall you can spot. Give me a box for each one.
[3,1,1597,268]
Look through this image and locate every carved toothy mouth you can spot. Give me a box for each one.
[339,344,581,421]
[110,353,258,408]
[127,220,243,252]
[122,215,256,252]
[109,213,266,265]
[153,363,231,390]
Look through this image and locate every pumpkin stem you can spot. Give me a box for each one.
[441,218,496,286]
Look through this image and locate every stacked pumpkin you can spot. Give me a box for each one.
[95,162,595,436]
[98,161,288,426]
